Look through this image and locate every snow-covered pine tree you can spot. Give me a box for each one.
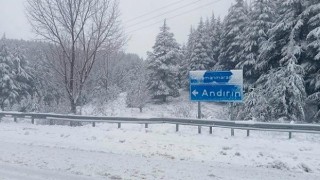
[205,17,213,64]
[177,44,187,89]
[257,0,305,72]
[215,0,248,70]
[236,0,320,122]
[186,26,196,61]
[237,0,275,88]
[253,0,308,121]
[302,0,320,121]
[188,18,212,71]
[146,20,181,102]
[255,56,307,121]
[11,47,35,102]
[208,14,222,68]
[0,38,36,111]
[236,87,272,121]
[180,27,196,89]
[0,43,19,110]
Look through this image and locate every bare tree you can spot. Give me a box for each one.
[26,0,125,113]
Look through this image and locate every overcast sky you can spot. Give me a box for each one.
[0,0,234,58]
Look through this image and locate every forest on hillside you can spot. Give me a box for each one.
[0,0,319,122]
[146,0,320,122]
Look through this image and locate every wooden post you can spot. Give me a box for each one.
[14,117,17,123]
[231,128,235,136]
[118,123,121,128]
[247,129,250,137]
[92,122,96,127]
[176,124,179,132]
[289,132,292,139]
[145,123,148,128]
[31,117,35,124]
[198,126,201,134]
[209,126,213,134]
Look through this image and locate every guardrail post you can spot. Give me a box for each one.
[14,117,17,123]
[209,126,213,134]
[247,130,250,137]
[289,132,292,139]
[118,123,121,128]
[145,123,148,128]
[198,126,201,134]
[92,122,95,127]
[31,117,35,124]
[176,124,179,132]
[231,128,234,136]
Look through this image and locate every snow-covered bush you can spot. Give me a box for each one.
[305,92,320,122]
[126,65,150,113]
[236,88,272,121]
[172,103,193,118]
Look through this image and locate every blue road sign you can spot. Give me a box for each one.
[190,70,243,102]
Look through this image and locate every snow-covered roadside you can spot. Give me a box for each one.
[82,92,228,119]
[1,121,320,179]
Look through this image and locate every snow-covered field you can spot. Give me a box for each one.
[1,93,320,179]
[82,92,228,119]
[1,121,320,180]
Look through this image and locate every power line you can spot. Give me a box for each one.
[125,0,188,22]
[126,0,223,34]
[126,0,203,28]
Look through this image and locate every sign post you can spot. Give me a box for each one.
[189,70,243,121]
[198,101,201,133]
[197,101,201,119]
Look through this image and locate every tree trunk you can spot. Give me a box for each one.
[70,100,77,114]
[70,99,82,126]
[163,96,166,103]
[0,102,4,111]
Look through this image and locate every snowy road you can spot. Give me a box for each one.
[1,121,320,179]
[0,161,96,180]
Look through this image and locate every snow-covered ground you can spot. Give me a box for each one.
[0,121,320,180]
[82,92,228,119]
[1,93,320,179]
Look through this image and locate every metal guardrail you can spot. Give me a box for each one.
[1,111,320,139]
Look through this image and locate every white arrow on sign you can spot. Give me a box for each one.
[192,90,199,96]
